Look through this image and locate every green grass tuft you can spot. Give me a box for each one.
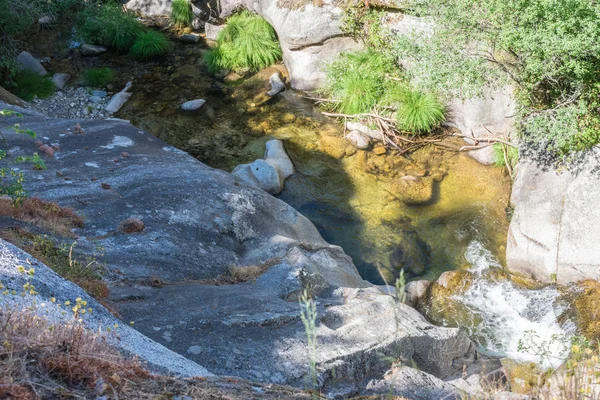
[78,3,144,52]
[84,67,114,87]
[130,30,170,60]
[204,10,282,73]
[171,0,194,27]
[395,89,445,133]
[493,142,519,168]
[10,71,54,101]
[324,49,396,114]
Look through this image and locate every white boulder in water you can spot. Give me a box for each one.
[346,130,371,149]
[180,99,206,111]
[232,139,294,195]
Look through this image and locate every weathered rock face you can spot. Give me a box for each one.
[0,240,211,377]
[0,101,478,396]
[507,155,600,284]
[218,0,362,90]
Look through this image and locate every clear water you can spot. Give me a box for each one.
[457,241,576,368]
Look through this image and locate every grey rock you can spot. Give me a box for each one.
[267,73,285,97]
[16,51,47,76]
[38,15,56,26]
[0,102,476,396]
[91,90,108,98]
[233,139,294,195]
[192,18,204,31]
[232,159,283,195]
[89,96,102,104]
[346,121,384,142]
[80,44,108,56]
[264,139,294,180]
[364,366,463,399]
[447,86,516,165]
[51,73,70,90]
[405,279,431,307]
[507,155,600,283]
[205,22,225,41]
[346,130,371,149]
[0,240,211,377]
[105,82,133,113]
[124,0,172,15]
[179,33,200,43]
[216,0,362,90]
[180,99,206,111]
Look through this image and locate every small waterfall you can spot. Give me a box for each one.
[453,241,576,368]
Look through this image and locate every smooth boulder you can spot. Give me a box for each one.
[51,73,70,90]
[80,44,108,56]
[507,155,600,283]
[180,99,206,111]
[105,82,133,113]
[16,51,47,76]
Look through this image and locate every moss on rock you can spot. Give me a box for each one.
[421,269,477,327]
[572,280,600,342]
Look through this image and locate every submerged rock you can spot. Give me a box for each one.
[180,99,206,111]
[385,175,435,206]
[179,33,201,43]
[16,51,47,76]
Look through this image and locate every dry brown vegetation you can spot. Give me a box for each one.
[0,305,148,399]
[0,197,83,237]
[119,217,145,233]
[200,258,281,285]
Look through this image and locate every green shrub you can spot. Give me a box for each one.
[395,89,445,134]
[204,10,282,73]
[324,49,396,114]
[84,67,114,87]
[78,3,143,52]
[493,143,519,168]
[171,0,193,27]
[10,71,54,101]
[130,30,170,60]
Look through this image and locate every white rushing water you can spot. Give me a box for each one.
[453,241,576,369]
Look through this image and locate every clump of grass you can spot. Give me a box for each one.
[130,30,170,60]
[492,142,519,168]
[324,49,396,114]
[78,3,144,52]
[395,89,445,133]
[171,0,194,27]
[10,71,54,101]
[204,10,282,73]
[84,67,114,87]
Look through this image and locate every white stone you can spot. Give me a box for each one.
[180,99,206,111]
[267,73,285,97]
[346,130,371,149]
[51,73,70,90]
[205,23,225,41]
[232,159,283,195]
[264,139,294,179]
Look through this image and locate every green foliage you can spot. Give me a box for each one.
[395,89,445,133]
[9,71,55,101]
[78,3,144,52]
[0,0,83,83]
[493,143,519,168]
[84,67,114,87]
[130,30,170,60]
[0,110,47,204]
[171,0,193,27]
[204,10,282,73]
[399,0,600,158]
[324,49,396,114]
[340,5,388,49]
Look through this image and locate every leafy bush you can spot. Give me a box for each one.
[84,67,114,87]
[493,143,519,168]
[397,0,600,159]
[10,71,54,101]
[324,49,396,114]
[130,30,170,60]
[171,0,193,27]
[395,89,445,133]
[78,3,143,52]
[204,10,282,73]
